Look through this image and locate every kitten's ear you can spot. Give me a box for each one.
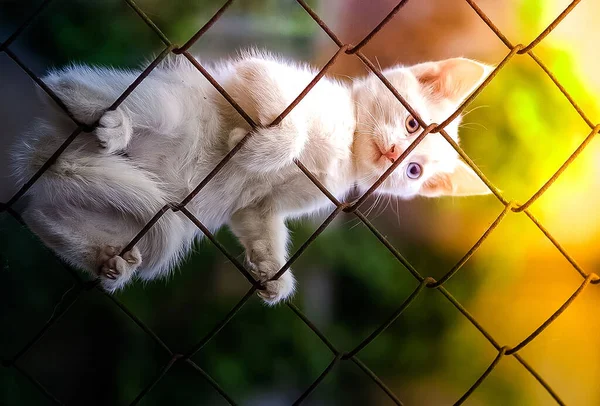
[419,160,491,197]
[411,58,492,104]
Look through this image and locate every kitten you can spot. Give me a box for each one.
[11,50,491,304]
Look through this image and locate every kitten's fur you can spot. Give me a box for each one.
[11,50,491,304]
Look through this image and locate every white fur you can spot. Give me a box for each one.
[11,50,492,304]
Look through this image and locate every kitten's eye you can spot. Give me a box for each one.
[405,115,420,134]
[406,162,422,179]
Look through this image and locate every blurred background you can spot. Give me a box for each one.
[1,0,599,405]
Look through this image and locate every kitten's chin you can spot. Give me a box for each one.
[353,166,390,192]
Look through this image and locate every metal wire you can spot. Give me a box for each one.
[2,0,598,405]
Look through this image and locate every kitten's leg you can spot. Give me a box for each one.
[223,60,310,173]
[229,206,295,304]
[44,74,133,153]
[227,117,308,173]
[24,206,143,291]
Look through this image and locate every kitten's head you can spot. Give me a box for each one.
[352,57,492,199]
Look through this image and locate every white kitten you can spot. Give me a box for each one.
[11,50,491,304]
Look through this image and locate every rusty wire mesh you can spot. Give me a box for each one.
[1,0,598,404]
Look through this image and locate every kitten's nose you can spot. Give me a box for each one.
[383,144,401,163]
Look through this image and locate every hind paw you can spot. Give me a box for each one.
[97,245,141,291]
[96,109,132,154]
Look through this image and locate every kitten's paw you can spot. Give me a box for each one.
[97,245,141,291]
[245,245,295,304]
[258,272,296,305]
[95,109,132,154]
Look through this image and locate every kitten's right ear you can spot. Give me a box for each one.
[410,58,492,105]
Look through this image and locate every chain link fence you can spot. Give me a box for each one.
[1,0,597,404]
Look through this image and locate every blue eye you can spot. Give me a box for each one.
[406,162,422,179]
[405,115,420,134]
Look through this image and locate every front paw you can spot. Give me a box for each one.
[246,252,295,305]
[258,272,296,305]
[96,109,132,154]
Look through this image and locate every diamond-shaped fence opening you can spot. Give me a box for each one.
[1,0,598,405]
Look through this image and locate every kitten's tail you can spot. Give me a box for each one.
[52,155,167,218]
[12,134,167,219]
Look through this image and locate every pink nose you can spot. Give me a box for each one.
[383,144,401,162]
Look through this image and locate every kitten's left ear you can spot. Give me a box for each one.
[419,160,491,197]
[411,58,492,104]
